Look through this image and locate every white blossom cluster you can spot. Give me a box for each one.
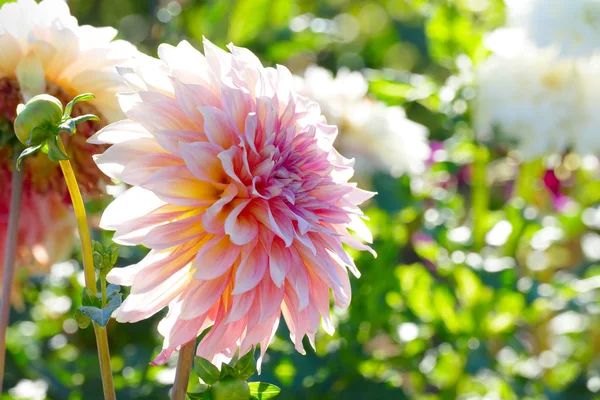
[476,0,600,159]
[295,66,430,178]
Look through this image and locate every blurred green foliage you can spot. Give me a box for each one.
[5,0,600,399]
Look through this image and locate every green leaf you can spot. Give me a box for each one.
[194,357,220,385]
[81,287,101,308]
[79,292,122,328]
[233,349,256,380]
[16,144,42,169]
[47,136,69,161]
[187,392,210,400]
[64,93,95,118]
[104,284,121,300]
[248,382,281,399]
[74,309,91,329]
[220,363,235,380]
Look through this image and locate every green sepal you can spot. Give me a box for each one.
[70,114,99,126]
[248,382,281,399]
[16,143,42,170]
[233,349,256,380]
[26,126,50,146]
[47,136,69,162]
[194,357,220,385]
[219,363,235,380]
[58,119,76,136]
[64,93,95,118]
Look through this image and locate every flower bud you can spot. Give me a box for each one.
[14,94,63,146]
[210,378,250,400]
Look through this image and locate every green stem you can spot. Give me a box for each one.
[101,275,107,308]
[57,138,116,400]
[0,159,24,395]
[472,144,490,251]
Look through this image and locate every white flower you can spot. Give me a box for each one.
[295,66,430,177]
[475,39,600,159]
[0,0,135,121]
[505,0,600,59]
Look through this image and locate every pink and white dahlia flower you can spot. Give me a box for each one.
[92,39,375,367]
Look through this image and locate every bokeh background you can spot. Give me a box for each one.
[5,0,600,399]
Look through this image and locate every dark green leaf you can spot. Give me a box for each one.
[79,293,122,328]
[248,382,281,399]
[64,93,95,118]
[233,349,256,380]
[81,287,101,308]
[194,357,220,385]
[47,136,69,161]
[16,144,42,169]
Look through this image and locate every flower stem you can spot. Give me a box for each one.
[0,159,24,395]
[57,137,116,400]
[472,144,490,251]
[171,340,196,400]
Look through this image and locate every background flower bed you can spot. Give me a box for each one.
[4,0,600,399]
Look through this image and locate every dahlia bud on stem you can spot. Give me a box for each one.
[13,93,117,400]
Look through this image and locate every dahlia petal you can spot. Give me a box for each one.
[226,290,256,323]
[180,273,230,320]
[94,137,165,180]
[269,237,291,287]
[174,78,221,126]
[100,186,165,230]
[201,183,238,235]
[0,33,22,73]
[152,129,206,156]
[143,213,204,250]
[257,275,284,323]
[126,94,197,134]
[250,199,294,247]
[121,152,182,186]
[131,241,200,293]
[199,106,240,149]
[180,142,225,183]
[143,165,220,207]
[194,235,240,280]
[221,83,255,132]
[16,52,45,101]
[87,119,152,144]
[232,241,268,295]
[224,199,258,246]
[116,264,193,323]
[158,40,211,85]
